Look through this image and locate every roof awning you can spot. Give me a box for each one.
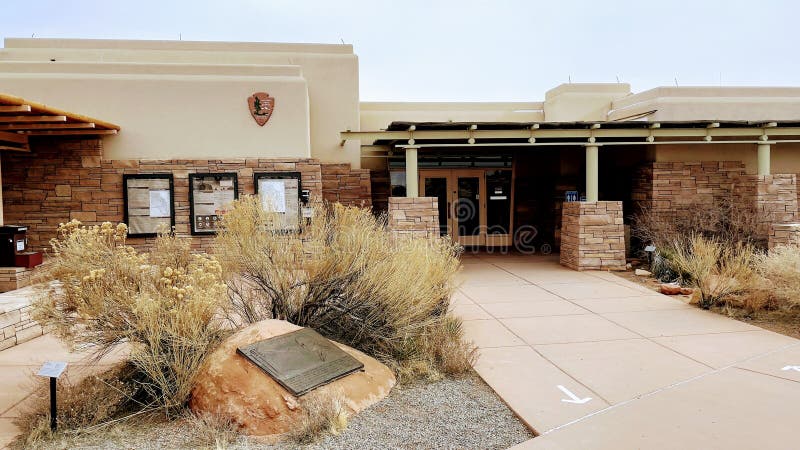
[341,120,800,151]
[0,93,121,152]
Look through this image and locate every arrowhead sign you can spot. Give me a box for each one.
[557,385,592,404]
[247,92,275,126]
[781,365,800,372]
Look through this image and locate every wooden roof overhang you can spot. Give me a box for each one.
[341,120,800,156]
[0,93,121,152]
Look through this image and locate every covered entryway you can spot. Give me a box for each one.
[420,168,513,247]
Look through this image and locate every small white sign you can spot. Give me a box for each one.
[37,361,68,378]
[15,240,24,252]
[489,195,508,200]
[149,189,171,218]
[301,207,314,219]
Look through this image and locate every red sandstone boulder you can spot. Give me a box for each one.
[189,320,395,437]
[659,284,694,296]
[659,283,683,295]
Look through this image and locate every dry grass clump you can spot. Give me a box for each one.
[33,220,229,413]
[289,389,349,444]
[12,364,138,449]
[755,244,800,309]
[184,410,240,449]
[669,234,757,309]
[216,196,472,381]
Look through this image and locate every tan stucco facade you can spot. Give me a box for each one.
[0,38,361,165]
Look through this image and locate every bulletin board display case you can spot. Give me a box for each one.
[188,173,239,235]
[123,174,175,238]
[254,172,302,232]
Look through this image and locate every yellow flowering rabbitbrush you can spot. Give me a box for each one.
[34,220,229,413]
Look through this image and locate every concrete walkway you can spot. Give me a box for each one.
[455,253,800,449]
[0,335,124,447]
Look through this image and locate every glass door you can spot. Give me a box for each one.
[420,170,452,237]
[453,170,485,246]
[485,170,513,246]
[419,168,508,247]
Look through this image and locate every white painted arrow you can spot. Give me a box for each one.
[781,365,800,372]
[557,385,592,404]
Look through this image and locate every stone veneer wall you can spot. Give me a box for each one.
[0,302,43,350]
[560,201,626,271]
[769,223,800,249]
[733,174,798,244]
[386,197,439,238]
[320,163,372,207]
[0,267,33,292]
[1,138,352,252]
[631,161,746,217]
[632,161,799,246]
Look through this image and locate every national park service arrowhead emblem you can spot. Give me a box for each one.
[247,92,275,126]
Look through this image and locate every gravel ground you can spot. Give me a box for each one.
[30,375,533,450]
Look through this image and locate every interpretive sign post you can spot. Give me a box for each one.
[37,361,68,432]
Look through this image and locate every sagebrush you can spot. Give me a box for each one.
[33,221,229,413]
[215,196,474,381]
[669,234,757,309]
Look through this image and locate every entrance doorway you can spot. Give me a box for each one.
[419,169,513,247]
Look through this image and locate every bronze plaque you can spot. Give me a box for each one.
[237,328,364,396]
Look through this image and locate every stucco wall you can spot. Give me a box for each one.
[655,142,800,174]
[0,39,361,166]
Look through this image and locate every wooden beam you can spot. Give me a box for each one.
[0,115,67,123]
[18,129,118,136]
[0,105,32,113]
[0,130,28,144]
[0,122,96,131]
[0,93,120,131]
[0,145,30,152]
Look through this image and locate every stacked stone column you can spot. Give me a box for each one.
[560,201,626,271]
[387,197,439,238]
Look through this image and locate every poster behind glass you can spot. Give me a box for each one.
[190,173,239,235]
[123,175,175,237]
[254,172,301,232]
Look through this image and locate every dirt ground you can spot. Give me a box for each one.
[615,269,800,340]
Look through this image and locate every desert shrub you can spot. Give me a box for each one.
[669,234,757,309]
[215,196,471,380]
[289,389,349,444]
[755,244,800,309]
[33,221,229,413]
[634,198,761,248]
[12,364,138,449]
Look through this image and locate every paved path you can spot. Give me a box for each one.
[455,253,800,449]
[0,335,124,447]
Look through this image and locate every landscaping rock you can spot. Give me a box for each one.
[659,283,683,295]
[189,319,395,437]
[679,287,694,295]
[635,269,652,277]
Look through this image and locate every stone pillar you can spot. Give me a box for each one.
[758,143,771,176]
[405,147,419,198]
[560,201,626,271]
[585,145,599,202]
[769,223,800,249]
[387,197,438,238]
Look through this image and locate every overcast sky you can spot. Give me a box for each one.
[3,0,799,101]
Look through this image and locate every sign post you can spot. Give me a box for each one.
[37,361,68,432]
